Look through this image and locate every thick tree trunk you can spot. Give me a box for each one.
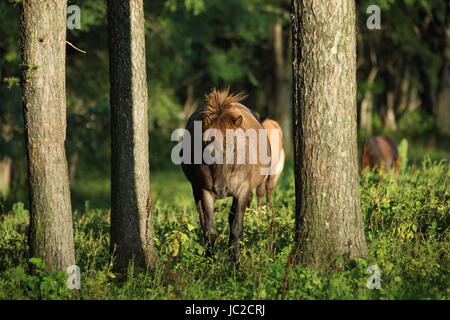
[272,23,293,155]
[291,0,368,270]
[107,0,157,271]
[20,0,75,272]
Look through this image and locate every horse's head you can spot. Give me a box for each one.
[201,88,248,198]
[202,110,245,198]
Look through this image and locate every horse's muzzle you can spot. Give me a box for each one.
[212,184,229,199]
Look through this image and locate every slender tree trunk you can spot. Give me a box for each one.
[107,0,157,271]
[272,23,293,154]
[407,85,421,113]
[360,66,378,137]
[381,61,398,131]
[397,68,410,116]
[68,152,79,183]
[436,5,450,136]
[0,157,12,194]
[292,0,368,270]
[183,84,198,119]
[384,88,397,131]
[20,0,75,272]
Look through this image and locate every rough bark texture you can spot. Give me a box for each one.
[291,0,368,270]
[107,0,157,271]
[20,0,75,272]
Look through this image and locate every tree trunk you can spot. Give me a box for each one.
[360,66,378,137]
[291,0,368,270]
[271,23,293,155]
[107,0,157,271]
[384,88,398,131]
[436,5,450,136]
[20,0,75,272]
[397,68,410,116]
[407,85,421,113]
[183,84,198,119]
[68,152,79,183]
[0,157,12,194]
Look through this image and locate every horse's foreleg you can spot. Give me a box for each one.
[229,190,251,263]
[193,187,217,254]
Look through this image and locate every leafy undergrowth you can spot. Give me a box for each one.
[0,158,448,299]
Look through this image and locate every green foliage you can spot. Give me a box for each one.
[1,158,448,300]
[0,0,448,300]
[21,64,40,70]
[0,258,72,300]
[397,110,435,136]
[360,159,449,298]
[3,77,19,89]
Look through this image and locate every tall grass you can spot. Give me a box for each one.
[0,157,448,299]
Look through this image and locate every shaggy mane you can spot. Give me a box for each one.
[202,88,247,128]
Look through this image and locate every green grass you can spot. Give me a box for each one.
[0,144,449,299]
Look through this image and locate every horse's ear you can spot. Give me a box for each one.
[233,115,243,127]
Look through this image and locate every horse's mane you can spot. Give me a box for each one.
[202,88,247,128]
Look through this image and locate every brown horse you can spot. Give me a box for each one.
[181,88,270,261]
[256,118,285,207]
[361,136,400,176]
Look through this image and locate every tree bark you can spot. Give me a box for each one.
[291,0,368,270]
[20,0,75,272]
[107,0,157,271]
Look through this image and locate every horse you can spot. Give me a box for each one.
[256,118,285,207]
[361,136,400,177]
[181,88,271,262]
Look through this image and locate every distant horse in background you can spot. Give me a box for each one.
[361,136,400,177]
[181,88,271,262]
[256,118,285,207]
